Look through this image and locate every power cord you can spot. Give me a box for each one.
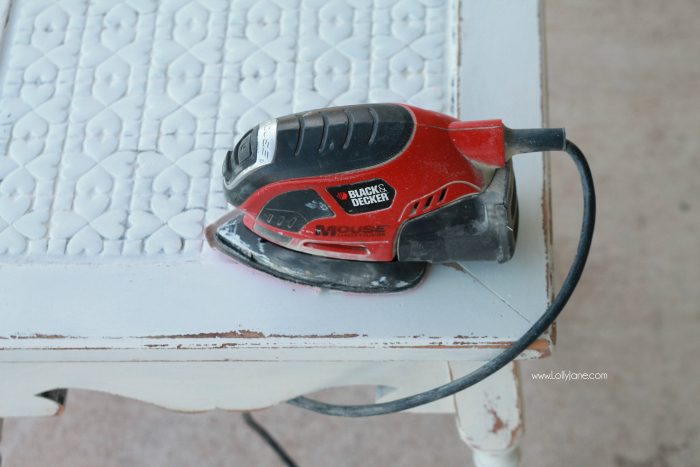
[287,139,595,417]
[243,138,594,465]
[242,412,299,467]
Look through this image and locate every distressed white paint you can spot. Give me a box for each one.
[1,1,546,463]
[0,360,460,417]
[457,0,553,344]
[451,361,523,465]
[0,0,549,360]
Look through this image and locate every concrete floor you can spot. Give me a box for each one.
[3,1,700,465]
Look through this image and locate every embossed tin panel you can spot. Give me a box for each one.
[0,0,457,259]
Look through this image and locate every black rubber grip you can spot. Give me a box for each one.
[224,104,414,207]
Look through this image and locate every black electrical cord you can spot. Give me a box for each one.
[242,412,299,467]
[287,140,595,417]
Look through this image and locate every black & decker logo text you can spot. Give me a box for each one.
[346,183,389,207]
[327,179,395,214]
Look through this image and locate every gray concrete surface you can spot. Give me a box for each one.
[3,1,699,465]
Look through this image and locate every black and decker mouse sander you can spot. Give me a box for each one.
[207,104,571,293]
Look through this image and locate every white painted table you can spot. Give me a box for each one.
[0,1,551,465]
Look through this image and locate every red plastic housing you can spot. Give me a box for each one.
[239,105,506,261]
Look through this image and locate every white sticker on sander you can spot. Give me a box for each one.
[226,119,277,190]
[256,119,277,165]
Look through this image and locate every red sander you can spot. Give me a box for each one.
[209,104,566,293]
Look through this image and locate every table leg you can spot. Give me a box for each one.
[449,361,523,467]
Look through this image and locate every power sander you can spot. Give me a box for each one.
[207,103,596,417]
[208,104,567,292]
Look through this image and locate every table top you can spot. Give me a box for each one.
[0,0,552,362]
